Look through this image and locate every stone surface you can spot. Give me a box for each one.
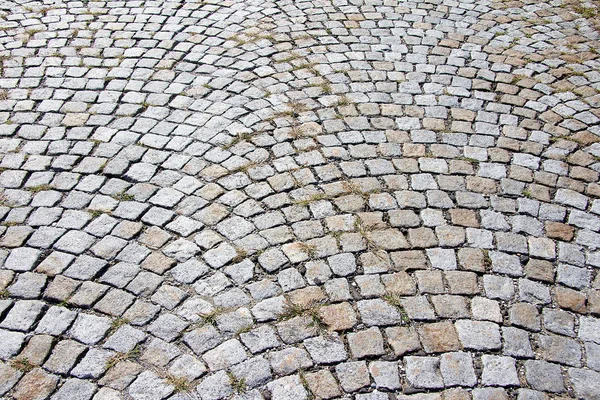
[418,322,461,353]
[128,371,173,400]
[524,360,565,393]
[405,356,444,390]
[335,361,370,393]
[481,355,520,387]
[440,352,477,388]
[568,369,600,400]
[12,368,58,400]
[1,1,599,397]
[455,320,501,350]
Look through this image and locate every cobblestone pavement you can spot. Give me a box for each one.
[1,0,600,399]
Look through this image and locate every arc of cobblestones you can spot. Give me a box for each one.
[1,0,600,399]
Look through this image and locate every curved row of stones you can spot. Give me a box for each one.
[1,0,600,399]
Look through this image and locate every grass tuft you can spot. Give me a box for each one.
[112,191,134,201]
[198,308,223,326]
[383,294,411,324]
[297,242,317,258]
[231,248,248,264]
[228,372,246,394]
[278,302,327,331]
[26,184,53,193]
[87,209,104,218]
[109,317,129,334]
[166,374,192,393]
[574,5,598,18]
[293,193,329,206]
[105,345,141,369]
[10,358,34,372]
[483,250,492,268]
[458,157,480,164]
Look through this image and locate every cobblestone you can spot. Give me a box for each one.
[0,0,599,398]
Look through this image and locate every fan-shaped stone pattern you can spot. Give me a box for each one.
[1,0,600,399]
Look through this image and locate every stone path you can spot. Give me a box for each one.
[1,0,600,399]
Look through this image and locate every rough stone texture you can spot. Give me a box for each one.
[481,355,520,387]
[455,320,501,350]
[405,356,444,390]
[304,334,348,364]
[335,361,370,393]
[369,361,400,390]
[202,339,247,371]
[418,322,461,353]
[568,368,600,400]
[304,369,341,399]
[266,375,308,400]
[524,360,566,393]
[347,328,385,359]
[1,0,599,397]
[12,368,58,400]
[439,352,477,388]
[0,361,22,397]
[128,371,173,400]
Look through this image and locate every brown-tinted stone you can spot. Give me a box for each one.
[449,160,474,175]
[524,259,555,283]
[557,176,586,193]
[586,183,600,198]
[510,166,533,182]
[535,171,558,187]
[423,118,446,131]
[443,387,471,400]
[12,368,58,400]
[390,250,427,271]
[141,252,175,274]
[304,369,341,399]
[288,286,326,308]
[42,275,80,302]
[348,327,385,358]
[556,287,587,314]
[99,360,144,390]
[431,295,470,319]
[567,150,596,166]
[138,226,171,249]
[436,226,466,247]
[451,108,476,121]
[368,229,410,250]
[572,167,600,183]
[457,248,486,272]
[403,143,426,157]
[415,270,444,294]
[449,209,479,228]
[489,148,511,163]
[408,227,438,248]
[385,326,421,356]
[540,110,563,124]
[318,302,357,331]
[445,271,479,295]
[529,184,551,202]
[466,177,497,194]
[545,222,574,241]
[589,290,600,316]
[418,322,461,353]
[17,335,53,366]
[509,303,540,332]
[381,272,417,296]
